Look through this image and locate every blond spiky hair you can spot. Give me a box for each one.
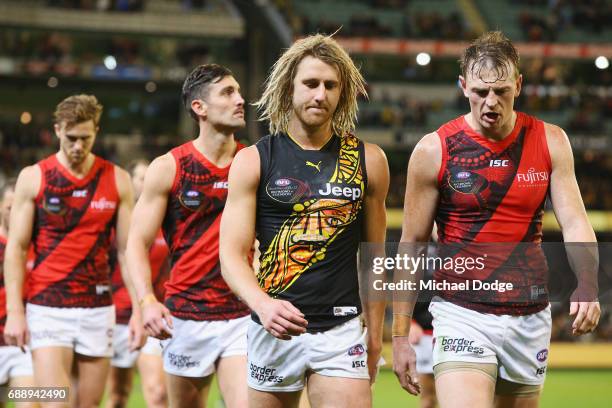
[254,34,367,137]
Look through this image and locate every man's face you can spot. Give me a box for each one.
[460,62,522,135]
[291,56,341,131]
[196,75,245,131]
[131,163,147,201]
[55,120,97,166]
[1,186,14,229]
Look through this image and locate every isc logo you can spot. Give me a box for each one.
[352,361,366,368]
[213,181,229,189]
[489,159,509,167]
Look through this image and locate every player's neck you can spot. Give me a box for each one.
[287,120,333,150]
[193,129,237,168]
[56,152,95,179]
[0,224,7,238]
[466,111,517,142]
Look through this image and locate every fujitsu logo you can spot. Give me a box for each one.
[90,197,117,210]
[516,168,548,184]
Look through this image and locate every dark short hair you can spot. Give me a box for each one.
[460,31,520,83]
[181,64,233,121]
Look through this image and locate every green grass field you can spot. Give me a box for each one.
[113,369,612,407]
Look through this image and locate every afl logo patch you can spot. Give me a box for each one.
[348,344,365,357]
[275,178,291,187]
[448,171,488,194]
[43,196,66,215]
[536,349,548,362]
[179,189,204,210]
[266,178,310,203]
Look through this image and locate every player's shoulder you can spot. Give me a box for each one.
[232,145,260,170]
[18,163,41,179]
[407,132,442,179]
[229,145,260,187]
[15,164,42,198]
[144,153,176,191]
[542,121,572,165]
[363,142,388,167]
[112,163,130,179]
[150,152,176,173]
[363,142,389,195]
[414,132,442,157]
[542,121,569,143]
[112,164,131,194]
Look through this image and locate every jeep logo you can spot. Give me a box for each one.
[318,183,361,201]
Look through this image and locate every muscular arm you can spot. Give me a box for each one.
[392,132,441,394]
[126,154,174,338]
[114,165,144,350]
[219,146,307,340]
[547,124,595,242]
[546,123,599,335]
[394,133,440,329]
[361,143,389,383]
[219,147,261,307]
[115,166,136,303]
[3,165,40,347]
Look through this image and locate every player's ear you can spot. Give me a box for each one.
[54,123,62,139]
[458,76,469,98]
[515,74,523,98]
[191,99,207,119]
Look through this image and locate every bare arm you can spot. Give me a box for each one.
[219,147,262,307]
[547,124,596,242]
[126,154,174,339]
[361,143,389,384]
[393,132,441,395]
[399,133,441,243]
[115,166,136,304]
[114,165,144,350]
[394,133,440,329]
[220,146,307,340]
[546,123,599,335]
[3,165,40,347]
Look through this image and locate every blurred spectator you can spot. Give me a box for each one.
[350,14,392,37]
[518,0,612,41]
[278,0,473,40]
[48,0,143,11]
[182,0,207,10]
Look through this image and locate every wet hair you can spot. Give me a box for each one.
[127,159,150,177]
[254,33,367,137]
[53,94,103,128]
[182,64,233,121]
[460,31,520,83]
